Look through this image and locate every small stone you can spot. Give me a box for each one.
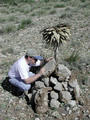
[50,91,59,100]
[62,113,66,116]
[35,118,40,120]
[50,77,58,85]
[73,106,78,111]
[66,106,70,111]
[59,91,72,102]
[52,111,62,119]
[0,36,3,41]
[54,82,62,92]
[86,65,90,73]
[68,86,74,92]
[69,110,72,114]
[50,99,60,108]
[19,33,24,37]
[75,117,79,120]
[28,93,32,100]
[62,82,68,90]
[35,81,45,89]
[32,90,37,95]
[78,97,84,105]
[68,100,76,107]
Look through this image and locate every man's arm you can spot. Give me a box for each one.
[24,68,45,84]
[40,57,53,66]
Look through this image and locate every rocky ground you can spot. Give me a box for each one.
[0,0,90,120]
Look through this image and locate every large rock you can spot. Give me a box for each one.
[68,86,74,92]
[50,77,58,85]
[43,58,56,77]
[35,81,45,89]
[50,91,59,100]
[59,91,72,102]
[54,82,63,92]
[34,87,52,114]
[69,79,81,100]
[55,64,71,81]
[50,99,60,108]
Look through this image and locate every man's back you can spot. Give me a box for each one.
[8,56,29,79]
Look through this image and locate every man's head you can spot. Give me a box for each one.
[25,49,43,65]
[25,55,37,65]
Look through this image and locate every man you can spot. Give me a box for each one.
[8,49,46,96]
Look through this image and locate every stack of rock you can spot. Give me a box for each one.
[31,59,82,113]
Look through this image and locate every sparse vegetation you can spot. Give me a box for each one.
[2,24,16,33]
[65,51,80,64]
[80,0,85,2]
[1,48,14,55]
[49,10,56,14]
[0,0,34,5]
[60,12,72,18]
[54,4,65,8]
[8,15,17,21]
[0,18,6,23]
[18,18,32,30]
[37,10,46,16]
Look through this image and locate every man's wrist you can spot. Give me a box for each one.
[38,72,42,77]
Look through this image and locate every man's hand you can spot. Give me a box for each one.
[46,57,53,62]
[39,67,45,76]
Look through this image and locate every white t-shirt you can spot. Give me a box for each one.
[8,56,41,80]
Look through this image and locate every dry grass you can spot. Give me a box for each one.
[18,18,32,30]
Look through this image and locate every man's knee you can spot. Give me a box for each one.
[9,78,15,84]
[23,84,31,91]
[9,78,31,91]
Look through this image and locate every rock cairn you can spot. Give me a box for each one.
[30,59,82,113]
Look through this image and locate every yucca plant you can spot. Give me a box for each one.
[41,24,71,62]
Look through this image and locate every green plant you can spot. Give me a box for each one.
[0,9,9,14]
[49,10,56,14]
[65,51,80,64]
[43,0,50,3]
[0,18,6,23]
[37,10,46,16]
[61,0,71,2]
[24,8,31,14]
[18,18,32,30]
[31,13,36,16]
[3,25,16,33]
[8,15,17,21]
[41,24,71,61]
[43,6,51,10]
[1,48,14,55]
[54,4,65,8]
[60,12,72,18]
[77,73,89,87]
[0,0,34,5]
[80,0,85,2]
